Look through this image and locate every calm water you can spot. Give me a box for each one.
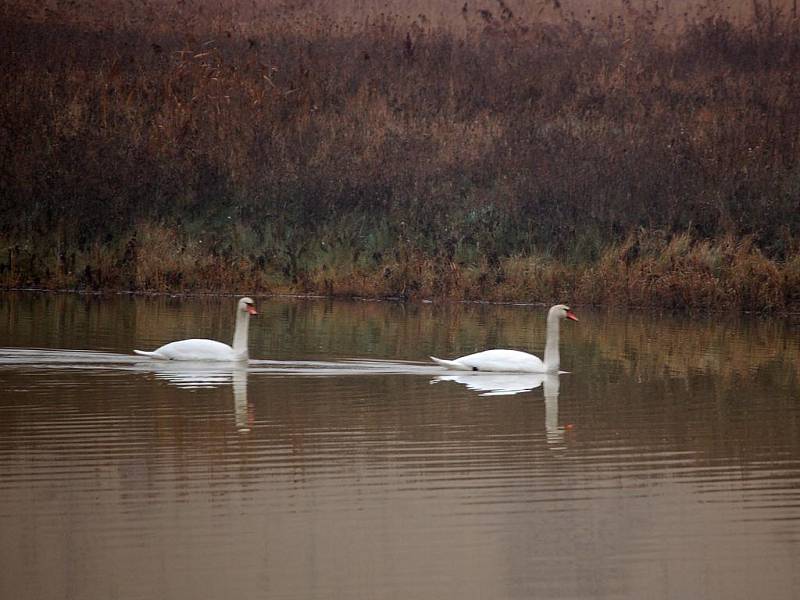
[1,292,799,600]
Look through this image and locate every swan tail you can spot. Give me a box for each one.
[430,356,472,370]
[133,349,167,360]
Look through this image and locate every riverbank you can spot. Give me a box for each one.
[3,229,799,311]
[2,2,799,312]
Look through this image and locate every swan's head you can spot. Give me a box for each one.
[238,297,258,316]
[550,304,578,322]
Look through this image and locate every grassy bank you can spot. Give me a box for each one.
[1,1,799,310]
[3,226,797,311]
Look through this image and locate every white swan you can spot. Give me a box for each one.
[430,304,578,373]
[133,297,257,361]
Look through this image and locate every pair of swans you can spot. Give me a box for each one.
[134,298,578,373]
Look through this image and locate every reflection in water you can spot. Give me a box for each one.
[432,372,550,396]
[433,373,564,446]
[1,294,800,600]
[0,348,446,435]
[142,361,252,433]
[542,375,562,448]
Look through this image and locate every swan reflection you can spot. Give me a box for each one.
[138,361,251,433]
[432,373,564,447]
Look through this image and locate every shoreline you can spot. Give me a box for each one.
[3,261,798,315]
[2,7,799,315]
[3,229,797,313]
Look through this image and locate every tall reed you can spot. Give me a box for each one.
[1,1,799,310]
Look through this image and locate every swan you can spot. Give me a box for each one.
[430,304,578,373]
[133,297,257,361]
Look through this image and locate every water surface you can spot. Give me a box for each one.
[1,292,799,599]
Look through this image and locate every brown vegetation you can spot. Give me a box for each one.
[1,1,799,310]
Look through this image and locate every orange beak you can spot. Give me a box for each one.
[246,305,258,316]
[566,310,578,322]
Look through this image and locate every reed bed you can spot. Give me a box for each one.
[1,1,799,311]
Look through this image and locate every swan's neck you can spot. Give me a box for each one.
[543,313,561,373]
[232,310,250,357]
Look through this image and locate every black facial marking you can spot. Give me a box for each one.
[472,366,479,371]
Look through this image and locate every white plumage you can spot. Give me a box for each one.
[134,297,257,362]
[430,304,578,373]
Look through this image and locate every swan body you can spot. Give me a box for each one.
[430,304,577,373]
[430,350,546,373]
[134,297,257,362]
[134,339,244,361]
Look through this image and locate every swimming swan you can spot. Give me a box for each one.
[134,297,257,361]
[430,304,578,373]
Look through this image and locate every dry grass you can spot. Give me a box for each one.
[574,232,789,310]
[1,1,799,310]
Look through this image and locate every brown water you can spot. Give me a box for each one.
[1,292,799,600]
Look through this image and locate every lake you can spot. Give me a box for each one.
[1,292,799,599]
